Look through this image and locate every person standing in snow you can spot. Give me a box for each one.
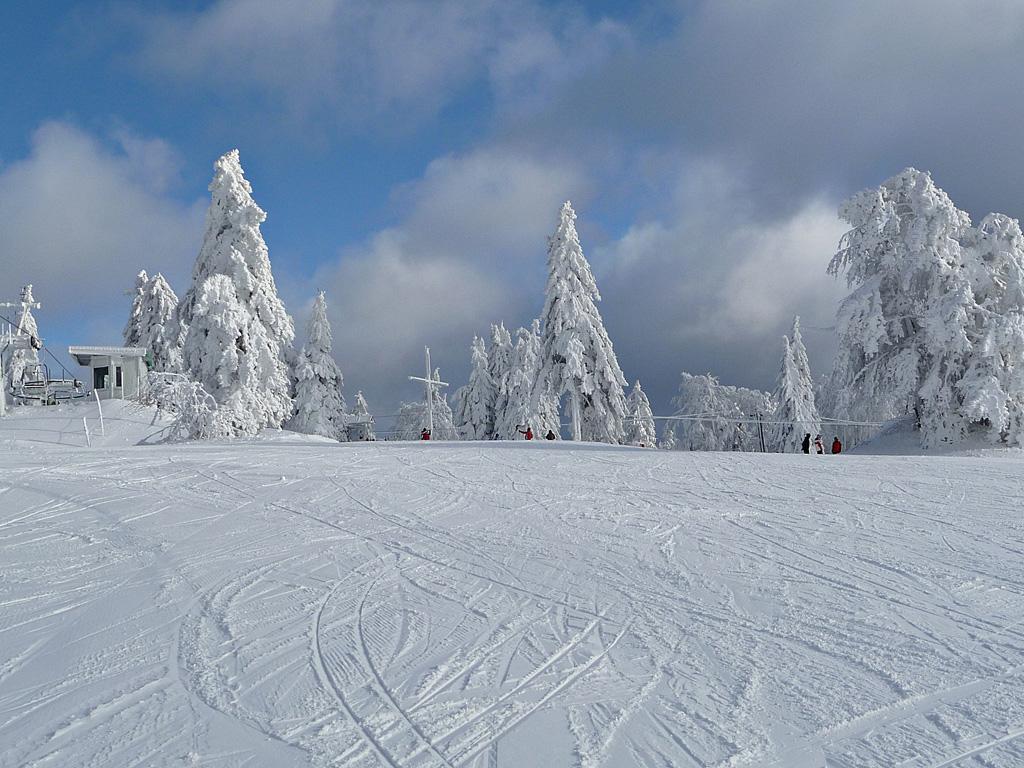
[832,436,842,454]
[814,434,824,454]
[517,425,534,440]
[545,429,557,440]
[421,428,431,441]
[801,433,811,454]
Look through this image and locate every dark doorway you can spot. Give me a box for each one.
[93,366,109,390]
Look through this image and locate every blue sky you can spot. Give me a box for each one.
[3,1,1024,420]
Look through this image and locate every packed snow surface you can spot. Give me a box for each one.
[2,404,1024,767]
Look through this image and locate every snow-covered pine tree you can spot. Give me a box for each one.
[348,390,376,441]
[144,274,182,372]
[124,272,182,372]
[624,380,657,447]
[487,323,513,438]
[394,368,458,440]
[430,367,458,440]
[659,423,678,450]
[497,326,542,439]
[957,213,1024,443]
[957,316,1024,444]
[827,168,1018,447]
[535,201,628,443]
[124,271,149,349]
[768,317,821,452]
[288,291,347,440]
[454,336,494,440]
[671,372,774,451]
[5,285,40,393]
[177,150,295,436]
[769,336,796,449]
[671,372,732,451]
[529,319,561,437]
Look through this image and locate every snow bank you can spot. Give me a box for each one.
[0,400,175,449]
[854,415,1024,458]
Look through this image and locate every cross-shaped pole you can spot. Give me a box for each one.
[408,346,448,437]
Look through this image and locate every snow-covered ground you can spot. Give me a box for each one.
[2,402,1024,767]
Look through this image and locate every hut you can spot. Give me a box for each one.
[68,346,147,400]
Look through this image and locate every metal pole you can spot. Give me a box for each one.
[0,349,6,418]
[424,346,434,436]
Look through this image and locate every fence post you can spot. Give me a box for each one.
[83,417,91,447]
[94,390,105,436]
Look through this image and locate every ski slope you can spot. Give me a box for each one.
[1,403,1024,767]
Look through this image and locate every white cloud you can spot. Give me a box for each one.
[593,159,847,410]
[122,0,629,133]
[0,122,203,344]
[718,201,847,337]
[540,0,1024,218]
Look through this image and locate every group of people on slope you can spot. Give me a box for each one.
[516,425,557,441]
[802,433,841,455]
[420,425,557,441]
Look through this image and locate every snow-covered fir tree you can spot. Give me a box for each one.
[146,274,184,372]
[669,372,774,452]
[624,380,657,447]
[955,214,1024,444]
[671,373,732,451]
[124,271,182,372]
[124,271,149,349]
[288,291,347,440]
[394,368,458,440]
[535,201,628,443]
[497,325,549,439]
[453,336,494,440]
[177,150,295,436]
[828,169,967,445]
[487,323,513,438]
[348,391,375,441]
[659,423,678,450]
[828,168,1024,447]
[768,317,821,452]
[529,319,561,437]
[5,285,40,393]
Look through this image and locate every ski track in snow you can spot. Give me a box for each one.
[2,421,1024,767]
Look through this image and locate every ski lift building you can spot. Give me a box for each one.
[68,346,148,400]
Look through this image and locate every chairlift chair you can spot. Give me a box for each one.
[9,361,85,405]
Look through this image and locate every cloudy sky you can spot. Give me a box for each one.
[3,0,1024,423]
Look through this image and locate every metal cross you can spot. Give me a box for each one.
[408,346,449,436]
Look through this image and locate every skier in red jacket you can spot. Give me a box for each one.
[831,436,842,454]
[420,428,431,441]
[517,425,534,440]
